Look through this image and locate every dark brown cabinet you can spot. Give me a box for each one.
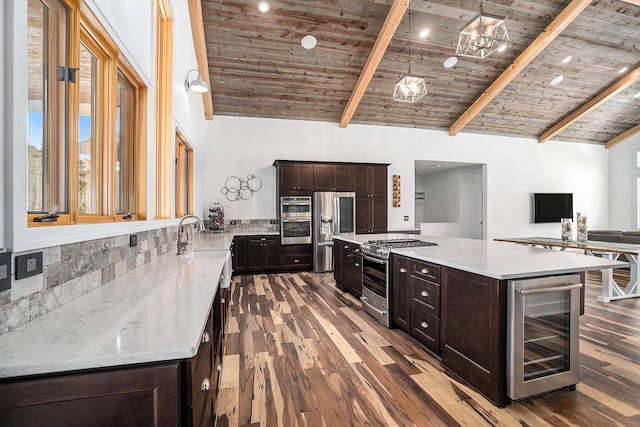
[334,240,362,298]
[392,255,411,332]
[441,268,508,407]
[231,236,248,273]
[313,164,354,191]
[355,164,387,234]
[247,235,279,271]
[277,161,314,195]
[279,244,312,270]
[0,272,231,427]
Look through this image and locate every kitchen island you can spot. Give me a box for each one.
[333,233,627,406]
[0,232,238,426]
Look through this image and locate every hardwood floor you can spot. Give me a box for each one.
[215,270,640,426]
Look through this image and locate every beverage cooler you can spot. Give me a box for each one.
[507,274,582,401]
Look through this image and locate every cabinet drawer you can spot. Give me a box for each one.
[411,306,440,354]
[338,241,361,254]
[279,244,312,256]
[411,278,440,317]
[280,254,312,268]
[411,260,441,284]
[248,235,278,243]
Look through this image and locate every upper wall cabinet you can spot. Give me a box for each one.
[313,164,355,192]
[355,164,387,198]
[276,161,314,196]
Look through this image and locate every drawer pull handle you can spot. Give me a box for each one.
[216,364,222,372]
[201,377,211,391]
[420,268,429,274]
[343,245,349,249]
[354,263,360,267]
[261,237,266,241]
[421,290,429,297]
[354,248,360,253]
[221,297,226,304]
[294,259,299,263]
[400,268,407,273]
[202,331,210,344]
[420,321,429,329]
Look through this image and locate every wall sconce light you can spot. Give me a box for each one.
[185,68,209,93]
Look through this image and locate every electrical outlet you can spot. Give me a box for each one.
[270,219,277,224]
[129,234,137,247]
[15,252,43,280]
[230,220,237,225]
[0,252,11,292]
[404,216,410,221]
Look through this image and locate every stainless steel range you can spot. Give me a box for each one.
[360,238,437,327]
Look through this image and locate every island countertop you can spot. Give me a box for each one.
[333,233,627,280]
[0,232,233,379]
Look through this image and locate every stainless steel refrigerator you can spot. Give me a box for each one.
[313,192,356,272]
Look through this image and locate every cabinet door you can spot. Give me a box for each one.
[371,197,387,233]
[232,236,247,272]
[264,242,280,269]
[355,197,372,234]
[392,255,411,332]
[247,242,265,270]
[441,268,508,407]
[333,241,344,284]
[334,164,355,191]
[350,254,363,298]
[313,164,333,190]
[354,164,371,196]
[0,364,180,427]
[370,165,387,197]
[298,164,314,191]
[280,163,299,191]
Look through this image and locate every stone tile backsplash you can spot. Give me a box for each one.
[0,226,178,335]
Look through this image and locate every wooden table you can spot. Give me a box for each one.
[495,237,639,302]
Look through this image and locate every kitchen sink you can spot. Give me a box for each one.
[185,249,232,289]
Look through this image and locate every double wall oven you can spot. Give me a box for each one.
[360,239,437,327]
[280,196,312,245]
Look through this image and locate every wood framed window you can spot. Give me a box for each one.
[154,0,173,219]
[175,131,194,218]
[27,0,147,226]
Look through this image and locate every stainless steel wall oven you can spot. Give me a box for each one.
[507,274,582,401]
[280,196,312,245]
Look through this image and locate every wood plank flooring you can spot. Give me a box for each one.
[215,270,640,426]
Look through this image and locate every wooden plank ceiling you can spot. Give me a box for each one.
[201,0,640,146]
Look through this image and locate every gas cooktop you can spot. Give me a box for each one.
[362,238,437,259]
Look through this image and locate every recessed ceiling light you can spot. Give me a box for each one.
[550,75,564,86]
[497,44,507,52]
[257,0,270,13]
[419,28,430,39]
[618,66,629,74]
[562,55,572,64]
[634,91,640,100]
[301,35,317,50]
[443,56,457,69]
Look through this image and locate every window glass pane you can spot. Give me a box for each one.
[27,0,68,213]
[115,71,136,215]
[183,146,189,213]
[78,42,98,214]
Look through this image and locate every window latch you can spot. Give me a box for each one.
[123,213,132,220]
[34,211,59,223]
[56,66,79,83]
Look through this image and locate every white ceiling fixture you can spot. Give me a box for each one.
[444,56,458,69]
[185,69,209,93]
[456,3,509,59]
[257,0,270,13]
[562,55,573,64]
[550,75,564,86]
[419,28,430,38]
[393,1,427,103]
[301,35,317,50]
[619,66,629,74]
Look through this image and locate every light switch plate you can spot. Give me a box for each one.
[15,252,43,280]
[129,234,137,247]
[0,252,11,292]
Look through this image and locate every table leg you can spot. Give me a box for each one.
[597,252,639,302]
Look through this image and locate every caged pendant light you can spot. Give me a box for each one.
[456,2,509,59]
[393,0,427,103]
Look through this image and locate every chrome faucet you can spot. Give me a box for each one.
[177,214,205,255]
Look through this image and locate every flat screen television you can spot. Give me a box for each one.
[534,193,573,223]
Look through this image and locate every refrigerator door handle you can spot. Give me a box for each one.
[317,241,334,247]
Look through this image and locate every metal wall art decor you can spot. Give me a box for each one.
[393,175,401,207]
[221,174,263,201]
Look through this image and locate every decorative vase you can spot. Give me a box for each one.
[576,212,587,243]
[561,218,572,242]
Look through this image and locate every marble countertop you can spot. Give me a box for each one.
[334,233,627,280]
[0,232,233,379]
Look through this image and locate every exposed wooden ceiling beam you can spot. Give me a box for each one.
[339,0,409,128]
[188,0,214,120]
[621,0,640,6]
[448,0,592,137]
[539,65,640,143]
[605,124,640,149]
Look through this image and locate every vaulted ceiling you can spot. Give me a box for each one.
[197,0,640,147]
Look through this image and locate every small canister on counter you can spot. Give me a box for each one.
[561,218,572,242]
[576,212,587,243]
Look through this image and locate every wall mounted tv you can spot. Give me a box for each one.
[533,193,573,223]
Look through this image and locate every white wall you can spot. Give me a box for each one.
[4,0,208,252]
[608,134,640,230]
[204,116,609,240]
[1,0,6,250]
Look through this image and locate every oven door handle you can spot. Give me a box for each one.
[360,297,388,316]
[281,218,311,222]
[517,282,582,296]
[362,254,387,264]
